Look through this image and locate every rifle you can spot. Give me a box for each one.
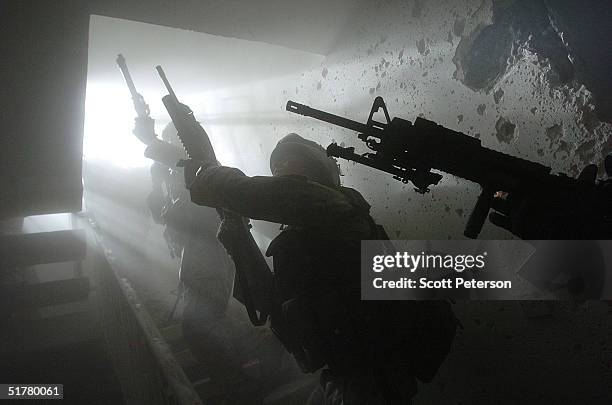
[116,54,150,118]
[156,66,274,326]
[286,97,611,239]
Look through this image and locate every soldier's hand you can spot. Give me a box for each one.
[133,116,157,145]
[488,158,609,239]
[178,158,205,189]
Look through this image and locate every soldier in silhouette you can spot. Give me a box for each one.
[183,133,458,404]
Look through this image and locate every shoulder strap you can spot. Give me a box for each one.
[338,187,389,240]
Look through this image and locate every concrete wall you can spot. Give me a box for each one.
[272,0,612,240]
[0,1,89,218]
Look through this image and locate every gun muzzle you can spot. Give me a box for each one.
[156,65,179,103]
[286,100,378,135]
[286,100,311,116]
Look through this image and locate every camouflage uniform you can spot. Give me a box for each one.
[187,134,457,404]
[136,120,283,381]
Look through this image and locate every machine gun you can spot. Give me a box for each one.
[116,54,150,118]
[156,66,274,326]
[286,97,611,239]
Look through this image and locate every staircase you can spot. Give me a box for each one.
[0,219,124,404]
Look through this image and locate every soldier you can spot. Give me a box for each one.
[183,133,458,404]
[133,116,285,387]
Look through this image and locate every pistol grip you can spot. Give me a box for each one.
[464,187,494,239]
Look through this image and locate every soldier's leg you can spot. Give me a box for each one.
[179,234,286,382]
[179,234,242,375]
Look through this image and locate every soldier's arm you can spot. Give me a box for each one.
[144,139,187,169]
[146,162,167,224]
[188,166,358,226]
[133,116,186,168]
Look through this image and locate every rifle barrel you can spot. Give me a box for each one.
[116,54,138,97]
[286,101,382,137]
[156,65,179,103]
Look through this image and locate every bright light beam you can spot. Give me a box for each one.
[83,83,165,168]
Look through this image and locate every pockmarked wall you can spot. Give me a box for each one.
[268,0,612,240]
[88,1,610,242]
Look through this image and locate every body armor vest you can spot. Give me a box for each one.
[266,187,457,383]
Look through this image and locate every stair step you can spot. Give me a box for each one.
[0,339,122,402]
[0,309,100,356]
[0,230,86,269]
[0,277,90,314]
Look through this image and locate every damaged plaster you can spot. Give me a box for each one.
[275,0,610,241]
[452,0,611,173]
